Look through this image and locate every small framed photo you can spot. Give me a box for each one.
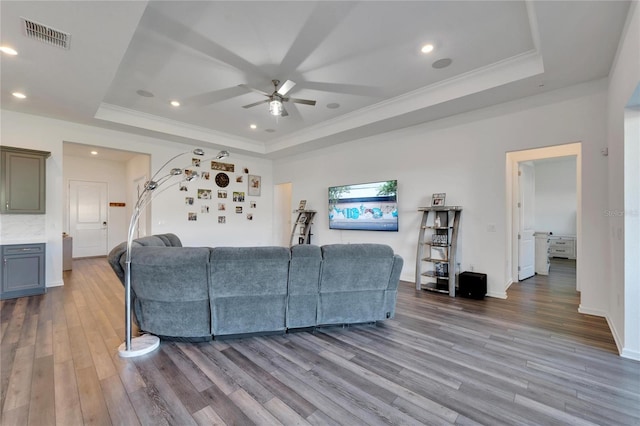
[236,206,243,214]
[248,175,261,196]
[432,193,446,207]
[246,213,253,221]
[218,190,227,199]
[218,216,226,224]
[298,200,307,211]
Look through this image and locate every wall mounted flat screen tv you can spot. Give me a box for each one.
[328,179,398,231]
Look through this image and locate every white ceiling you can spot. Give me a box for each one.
[0,1,631,159]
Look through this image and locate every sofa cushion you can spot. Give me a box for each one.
[129,246,211,337]
[287,244,322,328]
[318,244,396,325]
[209,246,290,335]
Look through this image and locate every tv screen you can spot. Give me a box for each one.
[328,179,398,231]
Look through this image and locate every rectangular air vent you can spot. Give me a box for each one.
[21,17,70,49]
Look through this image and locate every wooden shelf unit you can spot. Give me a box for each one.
[289,210,317,247]
[415,206,462,296]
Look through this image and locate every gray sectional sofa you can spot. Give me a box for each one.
[108,233,403,340]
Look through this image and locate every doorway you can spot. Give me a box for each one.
[69,180,108,257]
[273,183,293,246]
[507,143,582,291]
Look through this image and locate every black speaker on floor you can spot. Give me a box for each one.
[458,272,487,299]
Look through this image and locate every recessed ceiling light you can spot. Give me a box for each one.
[0,46,18,55]
[170,100,180,107]
[136,89,154,98]
[12,92,26,99]
[421,44,434,54]
[326,103,340,109]
[250,124,257,129]
[432,58,452,69]
[90,151,98,156]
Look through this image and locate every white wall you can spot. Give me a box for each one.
[606,2,639,360]
[0,110,274,287]
[274,79,609,307]
[533,157,577,236]
[63,155,129,253]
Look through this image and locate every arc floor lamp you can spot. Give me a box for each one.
[119,148,230,358]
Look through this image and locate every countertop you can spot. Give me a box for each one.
[1,238,48,245]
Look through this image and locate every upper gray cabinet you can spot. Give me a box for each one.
[0,146,51,214]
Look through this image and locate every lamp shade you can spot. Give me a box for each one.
[269,99,283,116]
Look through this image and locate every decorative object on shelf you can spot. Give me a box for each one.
[248,174,261,196]
[215,172,230,188]
[432,234,448,245]
[415,206,462,296]
[298,200,307,211]
[298,214,307,224]
[432,193,446,207]
[120,148,229,358]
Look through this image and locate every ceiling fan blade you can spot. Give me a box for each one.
[281,104,289,117]
[277,80,296,96]
[242,99,270,109]
[238,84,270,97]
[287,97,316,106]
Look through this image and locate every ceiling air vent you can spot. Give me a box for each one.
[21,17,71,49]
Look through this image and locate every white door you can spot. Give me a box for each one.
[518,162,535,280]
[69,180,108,257]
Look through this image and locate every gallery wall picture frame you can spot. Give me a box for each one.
[248,174,261,196]
[211,161,235,172]
[432,193,446,207]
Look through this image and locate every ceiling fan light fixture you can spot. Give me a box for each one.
[269,99,283,116]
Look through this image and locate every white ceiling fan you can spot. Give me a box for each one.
[239,79,316,117]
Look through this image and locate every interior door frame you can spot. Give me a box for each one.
[506,143,581,290]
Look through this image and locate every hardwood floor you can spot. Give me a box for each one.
[1,258,638,425]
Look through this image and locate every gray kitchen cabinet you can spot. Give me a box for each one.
[0,146,51,214]
[0,243,46,299]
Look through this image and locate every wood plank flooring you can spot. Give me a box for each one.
[1,258,639,425]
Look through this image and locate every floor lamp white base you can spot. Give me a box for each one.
[118,335,160,358]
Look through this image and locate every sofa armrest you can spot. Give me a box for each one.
[107,241,128,284]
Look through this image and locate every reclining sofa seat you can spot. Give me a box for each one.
[209,246,290,336]
[108,233,212,339]
[317,244,402,325]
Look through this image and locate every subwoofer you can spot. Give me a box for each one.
[458,272,487,299]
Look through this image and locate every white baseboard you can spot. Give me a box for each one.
[621,347,640,361]
[604,315,624,356]
[46,280,64,288]
[577,305,607,318]
[486,291,507,299]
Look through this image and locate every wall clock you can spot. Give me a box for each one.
[215,172,229,188]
